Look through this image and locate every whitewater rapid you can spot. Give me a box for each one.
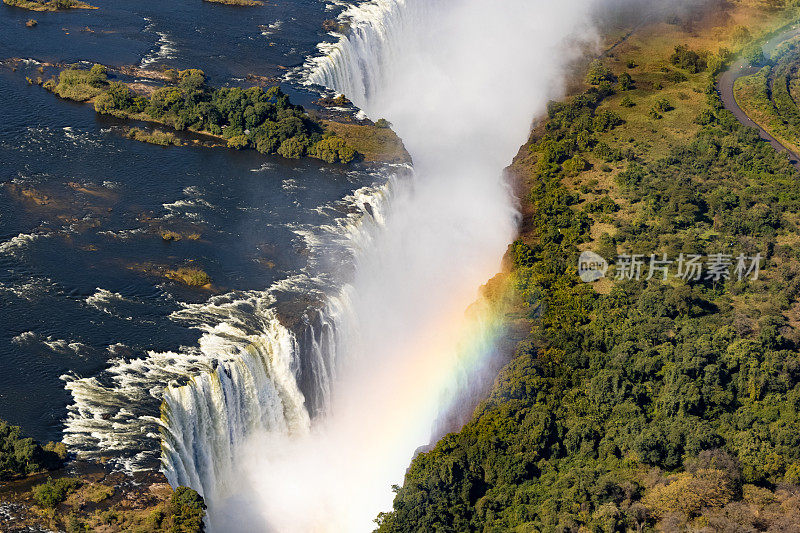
[63,0,601,530]
[170,0,597,531]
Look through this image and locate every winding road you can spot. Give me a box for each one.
[716,24,800,169]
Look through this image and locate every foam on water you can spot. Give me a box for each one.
[60,176,395,473]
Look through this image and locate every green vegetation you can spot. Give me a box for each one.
[43,64,108,102]
[43,65,358,163]
[307,136,356,163]
[33,477,81,508]
[323,120,410,163]
[3,0,96,11]
[378,9,800,532]
[86,483,114,503]
[126,127,182,146]
[670,44,708,73]
[21,481,206,532]
[734,36,800,154]
[166,267,211,287]
[166,487,207,532]
[1,420,66,479]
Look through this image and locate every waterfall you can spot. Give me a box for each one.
[60,178,397,474]
[304,0,434,107]
[159,294,312,500]
[157,180,396,505]
[157,0,601,530]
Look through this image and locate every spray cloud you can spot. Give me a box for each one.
[193,0,604,530]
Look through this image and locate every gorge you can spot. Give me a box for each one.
[159,0,602,530]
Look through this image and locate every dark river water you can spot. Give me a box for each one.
[0,0,377,451]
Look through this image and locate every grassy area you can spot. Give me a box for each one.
[5,477,205,532]
[165,267,211,287]
[3,0,96,11]
[126,127,182,147]
[0,421,205,532]
[322,120,411,163]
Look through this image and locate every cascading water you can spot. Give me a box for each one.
[159,0,602,530]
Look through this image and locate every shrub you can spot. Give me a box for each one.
[87,483,114,503]
[51,67,107,101]
[87,64,107,87]
[586,60,615,85]
[277,137,306,159]
[618,72,634,91]
[127,128,181,146]
[744,44,765,67]
[620,96,635,107]
[593,110,623,131]
[32,477,81,508]
[563,154,589,175]
[654,98,674,113]
[374,118,392,128]
[166,268,211,287]
[308,136,357,164]
[670,45,707,73]
[167,487,206,532]
[594,141,623,162]
[226,135,249,149]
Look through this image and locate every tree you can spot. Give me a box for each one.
[178,69,206,91]
[166,486,206,532]
[586,60,615,85]
[670,45,707,73]
[744,44,765,66]
[32,477,81,508]
[618,72,634,91]
[277,137,306,159]
[308,136,357,163]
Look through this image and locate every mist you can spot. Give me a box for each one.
[202,0,603,530]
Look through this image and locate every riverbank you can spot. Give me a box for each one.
[3,0,96,12]
[378,1,800,530]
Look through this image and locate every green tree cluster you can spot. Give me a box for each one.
[33,477,81,508]
[46,65,358,163]
[0,420,66,479]
[670,45,708,73]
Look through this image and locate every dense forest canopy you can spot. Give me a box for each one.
[377,13,800,533]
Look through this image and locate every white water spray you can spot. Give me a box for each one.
[161,0,601,530]
[181,0,600,531]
